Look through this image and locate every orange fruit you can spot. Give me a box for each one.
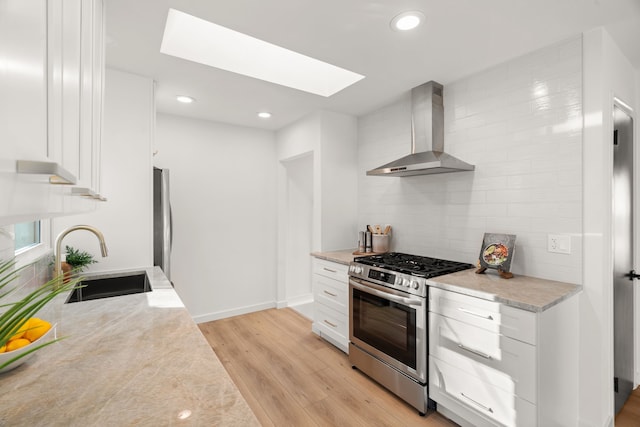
[0,344,6,353]
[8,319,31,341]
[23,318,51,342]
[6,338,31,352]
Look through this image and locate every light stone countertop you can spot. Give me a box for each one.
[310,249,357,265]
[0,266,259,427]
[428,268,581,312]
[311,251,581,312]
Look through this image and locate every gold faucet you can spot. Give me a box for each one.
[54,225,108,284]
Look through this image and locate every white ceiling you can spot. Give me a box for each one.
[105,0,640,131]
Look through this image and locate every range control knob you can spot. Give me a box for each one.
[402,278,411,287]
[395,277,403,286]
[349,265,354,273]
[355,266,363,274]
[412,281,420,290]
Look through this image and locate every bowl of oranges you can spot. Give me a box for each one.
[0,318,56,374]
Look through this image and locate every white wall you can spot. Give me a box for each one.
[275,111,357,306]
[319,111,359,251]
[154,113,277,322]
[276,111,358,253]
[582,28,638,427]
[52,68,154,272]
[358,36,583,283]
[276,112,322,254]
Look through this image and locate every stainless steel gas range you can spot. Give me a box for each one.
[348,252,473,415]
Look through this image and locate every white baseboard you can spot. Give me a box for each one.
[276,293,313,309]
[192,301,277,324]
[286,293,313,307]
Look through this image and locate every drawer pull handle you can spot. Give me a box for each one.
[458,344,492,360]
[458,307,493,320]
[323,290,337,297]
[323,267,337,273]
[323,320,337,328]
[460,392,493,413]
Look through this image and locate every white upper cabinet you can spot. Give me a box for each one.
[0,0,105,225]
[51,0,104,189]
[80,0,104,191]
[0,0,49,163]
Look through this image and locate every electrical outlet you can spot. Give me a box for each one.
[548,234,571,254]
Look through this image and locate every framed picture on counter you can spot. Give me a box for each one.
[477,233,516,278]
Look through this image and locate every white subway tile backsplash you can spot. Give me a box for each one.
[507,171,558,189]
[446,191,487,205]
[358,36,582,283]
[507,201,582,219]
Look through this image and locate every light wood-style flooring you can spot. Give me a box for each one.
[616,386,640,426]
[199,308,457,427]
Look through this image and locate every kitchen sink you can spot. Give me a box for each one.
[65,272,151,303]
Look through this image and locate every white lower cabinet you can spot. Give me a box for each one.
[311,258,349,353]
[430,357,536,427]
[429,287,578,427]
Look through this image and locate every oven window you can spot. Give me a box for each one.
[352,288,417,369]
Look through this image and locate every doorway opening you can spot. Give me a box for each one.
[281,153,314,318]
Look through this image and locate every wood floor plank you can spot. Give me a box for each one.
[616,386,640,426]
[247,310,330,375]
[199,308,458,427]
[201,319,316,426]
[227,311,330,409]
[310,362,422,427]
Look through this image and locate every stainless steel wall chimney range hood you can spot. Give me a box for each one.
[366,81,475,177]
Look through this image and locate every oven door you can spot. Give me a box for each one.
[349,277,427,384]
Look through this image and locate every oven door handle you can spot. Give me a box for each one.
[349,279,423,306]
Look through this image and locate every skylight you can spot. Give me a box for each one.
[160,9,365,97]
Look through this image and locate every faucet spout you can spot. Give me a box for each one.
[54,225,109,284]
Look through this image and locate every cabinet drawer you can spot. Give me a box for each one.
[430,312,536,404]
[314,303,348,339]
[313,274,347,314]
[429,287,537,345]
[430,357,536,427]
[313,258,349,282]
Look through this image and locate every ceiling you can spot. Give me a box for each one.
[105,0,640,131]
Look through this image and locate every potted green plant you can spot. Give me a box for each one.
[64,245,98,273]
[59,246,98,283]
[0,259,80,372]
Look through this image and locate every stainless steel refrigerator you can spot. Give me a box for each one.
[153,167,172,280]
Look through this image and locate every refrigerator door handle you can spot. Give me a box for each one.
[169,205,173,251]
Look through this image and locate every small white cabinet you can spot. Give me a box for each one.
[311,258,349,353]
[429,287,578,427]
[0,0,105,226]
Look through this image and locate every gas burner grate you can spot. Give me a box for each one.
[354,252,473,278]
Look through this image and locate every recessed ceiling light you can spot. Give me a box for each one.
[390,11,425,31]
[161,9,365,97]
[257,112,272,119]
[176,95,195,103]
